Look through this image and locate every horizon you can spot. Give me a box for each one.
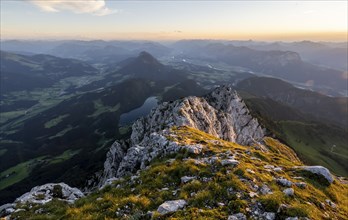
[1,38,348,44]
[1,1,347,42]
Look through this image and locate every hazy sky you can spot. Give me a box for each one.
[1,0,347,41]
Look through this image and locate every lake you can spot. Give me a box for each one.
[119,96,158,125]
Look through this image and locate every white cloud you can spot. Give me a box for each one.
[30,0,117,16]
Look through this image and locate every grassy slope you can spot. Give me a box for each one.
[279,121,348,177]
[11,127,348,220]
[242,96,348,177]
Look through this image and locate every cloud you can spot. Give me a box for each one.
[30,0,117,16]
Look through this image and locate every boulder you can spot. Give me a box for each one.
[157,200,187,215]
[283,188,294,196]
[295,166,334,184]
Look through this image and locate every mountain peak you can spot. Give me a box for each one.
[136,51,161,65]
[116,51,186,82]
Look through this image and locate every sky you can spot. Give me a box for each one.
[0,0,347,41]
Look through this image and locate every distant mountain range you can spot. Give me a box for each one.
[173,42,347,94]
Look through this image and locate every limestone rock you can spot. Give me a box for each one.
[15,183,84,205]
[98,140,128,187]
[260,184,272,195]
[98,86,265,186]
[131,85,265,147]
[157,200,187,215]
[295,166,334,184]
[221,159,239,166]
[181,176,196,183]
[228,213,247,220]
[276,178,292,187]
[283,188,294,196]
[262,212,276,220]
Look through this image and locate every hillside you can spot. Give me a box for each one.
[0,51,97,95]
[1,86,347,220]
[235,77,348,176]
[236,77,347,128]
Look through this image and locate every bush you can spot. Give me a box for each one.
[52,185,63,198]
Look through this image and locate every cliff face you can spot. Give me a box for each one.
[99,86,265,187]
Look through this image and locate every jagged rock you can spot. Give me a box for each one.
[98,140,128,187]
[228,213,247,220]
[98,86,265,186]
[295,166,334,184]
[15,183,84,205]
[276,178,293,187]
[221,159,239,166]
[283,188,294,196]
[295,182,307,188]
[157,200,187,215]
[181,176,196,183]
[131,86,265,146]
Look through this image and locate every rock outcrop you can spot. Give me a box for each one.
[294,166,334,184]
[0,183,83,217]
[131,85,265,146]
[99,86,265,187]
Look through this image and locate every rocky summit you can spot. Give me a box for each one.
[1,86,347,220]
[96,86,265,188]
